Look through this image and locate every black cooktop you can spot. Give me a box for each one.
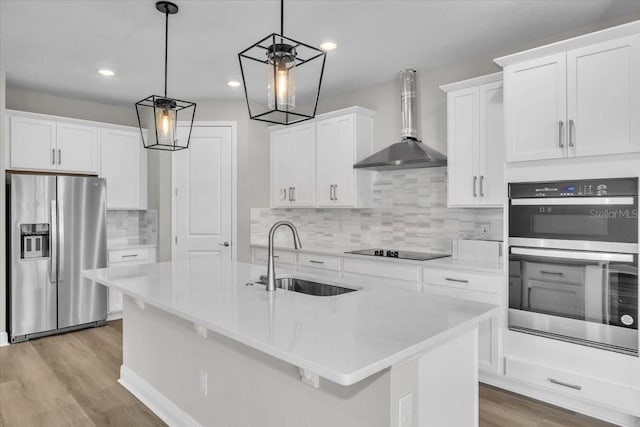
[345,248,450,261]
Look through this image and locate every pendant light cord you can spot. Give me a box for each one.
[280,0,284,36]
[164,8,169,98]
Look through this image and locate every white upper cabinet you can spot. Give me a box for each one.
[498,29,640,162]
[442,74,504,207]
[100,128,147,210]
[9,116,57,171]
[567,35,640,157]
[56,122,99,173]
[270,107,374,209]
[315,109,373,208]
[504,54,566,162]
[270,122,315,207]
[8,115,99,173]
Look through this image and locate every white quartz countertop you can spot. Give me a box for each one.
[82,258,497,386]
[251,243,504,274]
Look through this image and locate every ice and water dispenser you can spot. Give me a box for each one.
[20,224,50,259]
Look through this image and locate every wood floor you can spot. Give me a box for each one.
[0,321,616,427]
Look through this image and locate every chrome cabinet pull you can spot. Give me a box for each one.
[122,254,138,258]
[329,184,335,201]
[540,270,564,276]
[558,121,564,148]
[292,187,296,202]
[473,176,477,197]
[445,277,469,283]
[569,119,575,148]
[309,260,324,264]
[51,148,56,165]
[548,378,582,391]
[58,149,61,165]
[288,187,293,202]
[479,176,485,197]
[334,184,338,200]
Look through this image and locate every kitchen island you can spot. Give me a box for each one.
[82,257,497,427]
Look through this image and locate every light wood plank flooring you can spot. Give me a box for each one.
[0,321,616,427]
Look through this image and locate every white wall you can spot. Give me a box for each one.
[5,87,138,127]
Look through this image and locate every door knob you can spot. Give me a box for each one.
[219,241,230,247]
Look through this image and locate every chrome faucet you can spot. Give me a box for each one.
[266,221,302,292]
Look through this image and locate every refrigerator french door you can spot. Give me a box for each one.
[8,173,108,343]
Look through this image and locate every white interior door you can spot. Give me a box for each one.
[173,124,234,263]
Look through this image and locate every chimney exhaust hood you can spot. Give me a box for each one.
[353,69,447,171]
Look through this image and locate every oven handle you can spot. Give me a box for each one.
[511,197,635,206]
[511,247,634,263]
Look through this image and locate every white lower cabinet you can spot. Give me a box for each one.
[506,357,640,417]
[421,267,503,374]
[107,247,156,319]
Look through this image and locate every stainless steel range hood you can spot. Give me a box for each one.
[354,69,447,171]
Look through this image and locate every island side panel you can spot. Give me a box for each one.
[418,326,479,427]
[120,296,391,427]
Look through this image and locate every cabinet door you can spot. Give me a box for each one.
[57,122,99,173]
[316,115,356,207]
[9,116,57,170]
[315,118,337,206]
[100,128,145,209]
[447,87,479,206]
[291,123,316,207]
[567,35,640,157]
[504,53,567,162]
[477,81,504,206]
[270,129,293,207]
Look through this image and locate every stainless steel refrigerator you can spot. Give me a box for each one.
[7,173,108,343]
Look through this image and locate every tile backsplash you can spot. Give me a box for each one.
[106,210,158,247]
[251,168,503,254]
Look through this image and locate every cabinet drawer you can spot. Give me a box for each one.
[525,262,584,284]
[343,258,420,282]
[253,247,297,265]
[506,357,640,416]
[109,248,150,263]
[297,253,341,271]
[422,267,502,294]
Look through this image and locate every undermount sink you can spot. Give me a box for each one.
[257,275,358,297]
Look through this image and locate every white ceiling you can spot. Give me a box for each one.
[2,1,640,106]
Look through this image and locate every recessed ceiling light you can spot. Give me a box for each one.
[227,80,242,88]
[98,69,115,77]
[320,41,337,51]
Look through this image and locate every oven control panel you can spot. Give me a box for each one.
[509,178,638,198]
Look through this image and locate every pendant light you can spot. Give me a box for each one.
[135,1,196,151]
[238,0,326,125]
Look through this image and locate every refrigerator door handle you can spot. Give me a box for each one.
[50,200,57,284]
[58,202,64,282]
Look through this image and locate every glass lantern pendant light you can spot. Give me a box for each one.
[238,0,326,125]
[135,1,196,151]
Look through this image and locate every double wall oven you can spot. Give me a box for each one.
[508,178,638,355]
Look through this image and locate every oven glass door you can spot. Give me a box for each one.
[508,246,638,355]
[509,197,638,243]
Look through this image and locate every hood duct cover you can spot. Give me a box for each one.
[354,69,447,170]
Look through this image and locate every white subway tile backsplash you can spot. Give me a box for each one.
[251,168,503,253]
[107,210,158,247]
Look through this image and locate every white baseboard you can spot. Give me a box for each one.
[119,365,202,427]
[0,332,8,347]
[107,311,123,321]
[480,372,640,427]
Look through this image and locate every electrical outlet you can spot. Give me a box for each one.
[399,393,412,427]
[199,370,208,396]
[478,223,491,239]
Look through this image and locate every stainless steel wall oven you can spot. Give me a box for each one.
[508,178,638,355]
